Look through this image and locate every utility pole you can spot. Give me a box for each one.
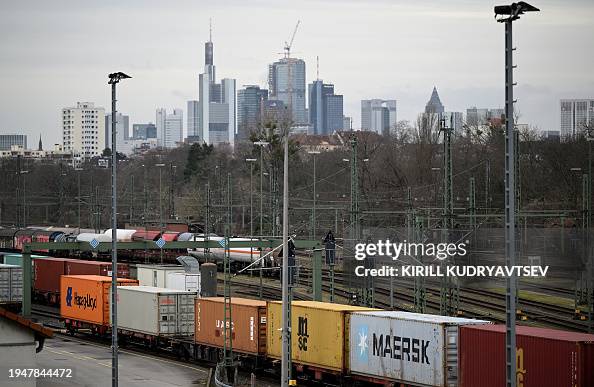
[130,174,134,225]
[254,141,268,299]
[108,71,131,387]
[494,3,539,386]
[308,150,320,240]
[219,172,236,385]
[280,20,299,387]
[156,163,165,263]
[204,183,211,262]
[440,115,457,316]
[469,177,476,230]
[76,168,83,232]
[246,158,257,266]
[485,159,491,214]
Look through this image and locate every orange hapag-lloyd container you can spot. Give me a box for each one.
[60,275,138,326]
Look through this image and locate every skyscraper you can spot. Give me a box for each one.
[187,100,200,140]
[466,107,504,127]
[237,86,268,141]
[132,123,157,140]
[105,112,129,149]
[62,102,105,159]
[560,99,594,138]
[425,86,445,114]
[361,99,397,135]
[156,108,183,148]
[196,26,236,146]
[308,80,344,135]
[268,58,307,124]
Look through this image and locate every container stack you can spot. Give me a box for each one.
[0,264,23,302]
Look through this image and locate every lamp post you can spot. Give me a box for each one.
[20,170,29,227]
[494,4,539,387]
[246,158,257,262]
[307,150,321,240]
[254,140,269,300]
[156,163,165,264]
[75,167,83,232]
[108,71,131,387]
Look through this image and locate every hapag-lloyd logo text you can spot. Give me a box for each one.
[66,287,97,311]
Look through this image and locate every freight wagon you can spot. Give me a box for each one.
[348,311,490,387]
[459,324,594,387]
[267,301,377,383]
[60,275,139,335]
[114,286,196,339]
[194,297,267,366]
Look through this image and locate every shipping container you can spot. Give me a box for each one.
[65,260,130,278]
[167,272,200,293]
[0,264,23,302]
[60,275,138,326]
[34,257,68,293]
[135,264,185,288]
[104,229,137,242]
[2,254,46,267]
[267,301,376,372]
[460,324,594,387]
[115,286,196,336]
[195,297,267,355]
[349,311,490,386]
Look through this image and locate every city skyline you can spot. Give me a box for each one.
[1,1,593,147]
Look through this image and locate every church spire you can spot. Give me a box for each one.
[38,134,43,151]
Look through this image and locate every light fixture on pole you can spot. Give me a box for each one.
[494,3,539,387]
[107,71,131,387]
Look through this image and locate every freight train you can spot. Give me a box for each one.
[0,227,274,268]
[57,276,594,387]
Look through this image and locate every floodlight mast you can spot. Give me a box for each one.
[108,71,131,387]
[493,3,538,387]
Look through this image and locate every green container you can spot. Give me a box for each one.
[3,254,45,267]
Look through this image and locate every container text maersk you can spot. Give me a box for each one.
[372,333,430,364]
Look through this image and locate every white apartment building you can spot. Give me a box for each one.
[156,108,183,148]
[62,102,105,159]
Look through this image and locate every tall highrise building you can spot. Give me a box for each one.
[268,58,307,124]
[62,102,105,158]
[0,134,27,151]
[132,123,157,140]
[466,107,504,127]
[560,99,594,138]
[237,86,268,141]
[425,87,445,114]
[196,28,236,146]
[187,100,200,140]
[308,80,344,135]
[105,112,129,149]
[361,99,397,135]
[156,108,183,148]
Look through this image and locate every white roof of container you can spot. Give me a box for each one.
[0,264,20,268]
[104,229,137,241]
[135,264,185,270]
[354,311,490,325]
[117,285,196,294]
[76,233,111,242]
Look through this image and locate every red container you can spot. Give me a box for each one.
[65,259,129,278]
[132,230,161,241]
[460,324,594,387]
[33,257,68,293]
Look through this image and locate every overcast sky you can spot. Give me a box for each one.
[1,0,592,147]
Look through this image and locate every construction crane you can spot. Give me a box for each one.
[283,20,300,59]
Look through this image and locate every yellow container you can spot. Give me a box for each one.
[266,301,376,372]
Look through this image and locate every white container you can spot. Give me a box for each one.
[166,272,200,293]
[0,264,22,302]
[114,286,196,336]
[135,264,185,288]
[348,311,490,387]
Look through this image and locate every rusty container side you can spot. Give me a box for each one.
[195,297,267,355]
